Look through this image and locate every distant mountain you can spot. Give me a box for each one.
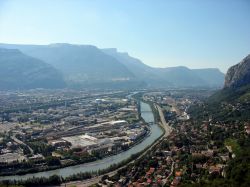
[192,68,225,87]
[0,44,135,87]
[102,48,154,78]
[102,48,172,87]
[0,48,65,90]
[224,54,250,89]
[0,43,225,89]
[103,48,224,88]
[156,66,208,87]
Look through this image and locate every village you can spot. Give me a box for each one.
[98,90,249,187]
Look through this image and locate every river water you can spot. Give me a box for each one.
[0,101,163,181]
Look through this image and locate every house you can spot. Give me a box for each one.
[175,171,182,177]
[171,177,181,187]
[209,165,222,175]
[105,179,114,185]
[146,167,155,176]
[244,123,250,134]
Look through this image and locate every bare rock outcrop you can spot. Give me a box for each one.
[224,54,250,89]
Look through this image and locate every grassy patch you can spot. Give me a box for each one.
[225,138,241,156]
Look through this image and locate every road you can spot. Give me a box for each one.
[155,104,172,137]
[58,104,172,187]
[11,134,34,154]
[166,157,175,180]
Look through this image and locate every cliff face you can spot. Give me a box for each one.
[224,54,250,89]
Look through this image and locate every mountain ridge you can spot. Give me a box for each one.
[0,43,225,89]
[224,54,250,89]
[208,53,250,104]
[102,47,224,88]
[0,48,66,90]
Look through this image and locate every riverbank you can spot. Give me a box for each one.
[59,103,172,187]
[0,124,151,177]
[0,102,164,184]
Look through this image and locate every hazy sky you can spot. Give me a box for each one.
[0,0,250,72]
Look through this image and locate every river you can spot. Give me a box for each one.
[0,101,163,181]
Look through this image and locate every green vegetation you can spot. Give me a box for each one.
[189,87,250,122]
[181,137,250,187]
[184,84,250,187]
[209,85,250,103]
[225,138,242,156]
[27,140,55,157]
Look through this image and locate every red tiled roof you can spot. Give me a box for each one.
[147,178,152,183]
[175,171,182,177]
